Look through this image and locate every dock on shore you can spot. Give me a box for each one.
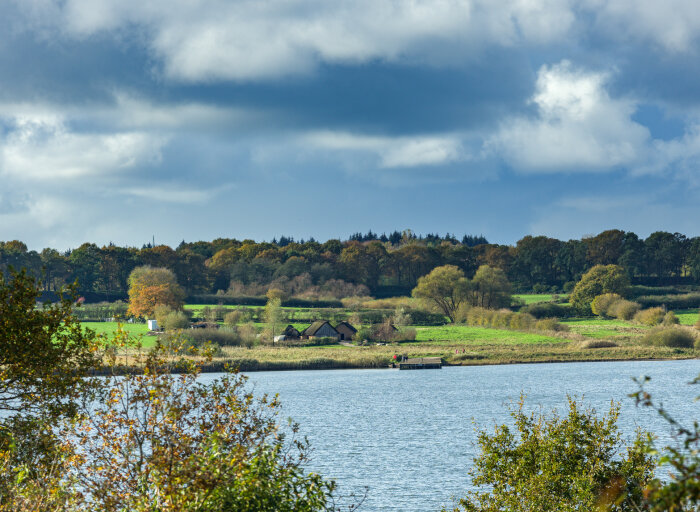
[397,357,442,370]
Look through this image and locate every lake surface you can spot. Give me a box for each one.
[203,360,699,512]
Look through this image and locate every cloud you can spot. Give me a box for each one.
[304,131,466,168]
[0,113,166,180]
[585,0,700,52]
[487,60,651,172]
[14,0,576,82]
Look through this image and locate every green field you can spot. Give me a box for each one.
[82,321,157,347]
[413,325,561,345]
[513,294,566,305]
[82,300,699,372]
[675,309,699,326]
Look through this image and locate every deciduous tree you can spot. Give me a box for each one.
[448,398,654,512]
[412,265,470,322]
[127,266,185,318]
[570,264,629,314]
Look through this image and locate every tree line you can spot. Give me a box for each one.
[1,229,698,301]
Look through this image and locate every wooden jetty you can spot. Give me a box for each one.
[397,357,442,370]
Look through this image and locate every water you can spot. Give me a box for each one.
[202,360,699,512]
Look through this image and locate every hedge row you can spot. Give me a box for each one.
[519,302,577,319]
[636,293,700,309]
[186,294,343,308]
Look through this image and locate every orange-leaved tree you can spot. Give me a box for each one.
[127,266,184,318]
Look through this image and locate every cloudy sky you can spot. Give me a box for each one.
[1,0,699,250]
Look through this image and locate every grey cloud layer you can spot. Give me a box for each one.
[1,0,700,248]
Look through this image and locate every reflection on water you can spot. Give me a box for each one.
[200,359,699,512]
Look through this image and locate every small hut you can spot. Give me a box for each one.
[301,321,340,340]
[335,321,357,341]
[282,325,301,339]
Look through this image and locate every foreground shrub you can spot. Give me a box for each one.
[641,327,696,348]
[59,342,340,511]
[608,299,641,320]
[591,293,624,317]
[447,398,654,511]
[634,307,666,326]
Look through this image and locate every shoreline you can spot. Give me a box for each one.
[92,353,698,375]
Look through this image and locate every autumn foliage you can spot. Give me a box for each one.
[127,266,185,318]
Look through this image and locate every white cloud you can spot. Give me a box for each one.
[14,0,576,82]
[585,0,700,52]
[0,114,166,180]
[487,60,651,172]
[304,131,466,168]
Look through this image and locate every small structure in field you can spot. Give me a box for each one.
[147,319,158,331]
[335,321,357,341]
[301,321,340,340]
[282,325,301,339]
[397,357,442,370]
[190,321,218,329]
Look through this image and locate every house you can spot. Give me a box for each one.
[335,321,357,341]
[301,321,340,340]
[282,325,301,339]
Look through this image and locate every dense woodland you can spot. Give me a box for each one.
[2,229,699,302]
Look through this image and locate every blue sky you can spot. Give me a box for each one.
[0,0,699,250]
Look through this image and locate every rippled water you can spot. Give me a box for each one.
[202,360,699,512]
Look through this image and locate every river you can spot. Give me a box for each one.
[202,359,698,511]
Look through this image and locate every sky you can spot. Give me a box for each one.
[1,0,699,251]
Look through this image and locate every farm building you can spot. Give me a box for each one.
[301,321,340,340]
[335,321,357,341]
[282,325,301,339]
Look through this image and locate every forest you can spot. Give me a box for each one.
[1,229,699,303]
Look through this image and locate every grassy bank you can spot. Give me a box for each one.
[85,306,699,372]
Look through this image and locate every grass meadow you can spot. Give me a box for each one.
[85,301,699,372]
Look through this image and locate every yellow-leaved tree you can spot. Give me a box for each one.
[127,266,185,318]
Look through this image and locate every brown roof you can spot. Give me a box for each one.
[335,321,357,333]
[282,324,300,337]
[302,320,338,337]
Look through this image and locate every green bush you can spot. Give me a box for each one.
[641,327,696,348]
[637,293,700,309]
[72,301,130,321]
[223,309,250,326]
[184,327,242,347]
[460,307,567,333]
[608,299,641,320]
[634,307,666,326]
[520,302,575,319]
[535,318,570,332]
[154,304,173,327]
[509,311,536,331]
[662,311,680,326]
[408,310,448,325]
[579,340,618,349]
[591,293,624,317]
[162,310,190,331]
[627,285,684,298]
[448,398,654,511]
[354,326,373,343]
[570,264,629,315]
